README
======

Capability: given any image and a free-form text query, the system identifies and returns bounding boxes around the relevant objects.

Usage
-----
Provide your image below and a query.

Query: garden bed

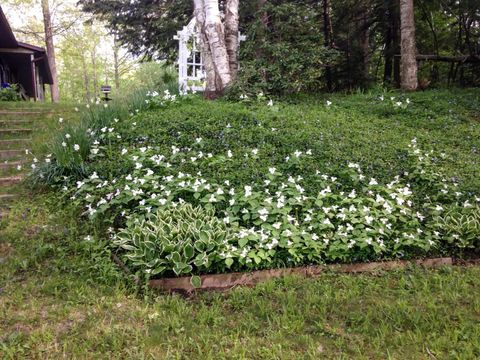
[148,257,453,294]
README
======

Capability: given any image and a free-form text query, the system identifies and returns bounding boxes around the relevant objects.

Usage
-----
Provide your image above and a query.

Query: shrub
[231,2,340,96]
[434,206,480,251]
[0,84,20,101]
[113,204,236,276]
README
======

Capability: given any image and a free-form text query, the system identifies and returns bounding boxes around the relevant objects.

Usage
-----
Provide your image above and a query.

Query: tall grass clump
[28,72,180,186]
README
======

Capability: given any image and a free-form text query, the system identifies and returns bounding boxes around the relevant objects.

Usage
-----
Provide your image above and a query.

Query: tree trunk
[113,36,120,90]
[256,0,268,83]
[193,0,217,98]
[399,0,418,90]
[41,0,59,102]
[203,0,231,93]
[225,0,239,80]
[323,0,334,91]
[81,54,90,102]
[384,3,394,83]
[91,45,98,99]
[384,0,401,86]
[359,3,371,84]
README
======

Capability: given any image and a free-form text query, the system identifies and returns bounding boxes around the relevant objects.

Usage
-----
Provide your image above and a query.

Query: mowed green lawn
[1,89,480,359]
[1,195,479,359]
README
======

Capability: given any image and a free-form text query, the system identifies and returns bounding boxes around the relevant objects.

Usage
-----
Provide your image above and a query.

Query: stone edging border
[148,257,455,294]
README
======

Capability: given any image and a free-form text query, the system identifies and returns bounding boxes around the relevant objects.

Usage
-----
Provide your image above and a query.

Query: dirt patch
[148,257,454,294]
[0,241,14,259]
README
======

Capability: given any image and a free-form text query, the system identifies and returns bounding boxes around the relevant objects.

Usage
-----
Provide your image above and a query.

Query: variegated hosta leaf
[113,203,236,276]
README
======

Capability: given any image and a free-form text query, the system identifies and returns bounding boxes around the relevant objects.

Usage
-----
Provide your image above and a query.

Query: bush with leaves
[433,206,480,252]
[229,1,340,97]
[0,84,20,101]
[113,204,236,276]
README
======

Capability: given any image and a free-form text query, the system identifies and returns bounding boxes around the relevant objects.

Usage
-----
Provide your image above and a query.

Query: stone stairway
[0,108,49,219]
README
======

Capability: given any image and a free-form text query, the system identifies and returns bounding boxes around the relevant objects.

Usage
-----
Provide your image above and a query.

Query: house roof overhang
[0,6,18,48]
[0,7,53,85]
[17,42,54,84]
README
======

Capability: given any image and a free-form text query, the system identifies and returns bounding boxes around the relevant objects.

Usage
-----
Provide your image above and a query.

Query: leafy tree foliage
[79,0,480,94]
[79,0,193,62]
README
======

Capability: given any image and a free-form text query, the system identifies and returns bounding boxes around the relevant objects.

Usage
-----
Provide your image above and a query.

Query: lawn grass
[1,195,479,359]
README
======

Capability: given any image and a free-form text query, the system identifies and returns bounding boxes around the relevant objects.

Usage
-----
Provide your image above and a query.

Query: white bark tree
[193,0,239,98]
[400,0,418,90]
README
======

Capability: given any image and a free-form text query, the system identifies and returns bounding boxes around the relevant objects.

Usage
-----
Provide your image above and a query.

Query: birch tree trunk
[225,0,239,79]
[400,0,418,90]
[203,0,231,92]
[41,0,60,102]
[193,0,217,97]
[193,0,238,97]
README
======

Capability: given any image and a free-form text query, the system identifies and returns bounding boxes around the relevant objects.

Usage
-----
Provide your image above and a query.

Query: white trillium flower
[369,178,378,186]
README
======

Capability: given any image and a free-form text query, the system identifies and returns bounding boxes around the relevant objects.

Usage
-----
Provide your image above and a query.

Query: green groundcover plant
[27,91,480,278]
[0,84,21,101]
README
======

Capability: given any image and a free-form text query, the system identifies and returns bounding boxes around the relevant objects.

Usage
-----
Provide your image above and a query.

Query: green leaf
[190,275,202,288]
[171,251,181,263]
[239,238,249,248]
[199,231,209,242]
[183,243,194,259]
[225,258,234,268]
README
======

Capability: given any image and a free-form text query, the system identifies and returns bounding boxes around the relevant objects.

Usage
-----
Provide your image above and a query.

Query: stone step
[0,160,24,168]
[0,138,32,149]
[0,163,26,178]
[0,119,34,128]
[0,110,43,115]
[0,129,33,139]
[0,176,23,187]
[0,194,17,202]
[0,149,24,160]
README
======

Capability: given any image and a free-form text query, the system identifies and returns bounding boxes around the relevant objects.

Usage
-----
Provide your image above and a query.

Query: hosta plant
[113,204,236,276]
[435,206,480,250]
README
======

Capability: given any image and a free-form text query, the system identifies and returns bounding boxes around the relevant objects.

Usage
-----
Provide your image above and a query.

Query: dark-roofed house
[0,6,53,101]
